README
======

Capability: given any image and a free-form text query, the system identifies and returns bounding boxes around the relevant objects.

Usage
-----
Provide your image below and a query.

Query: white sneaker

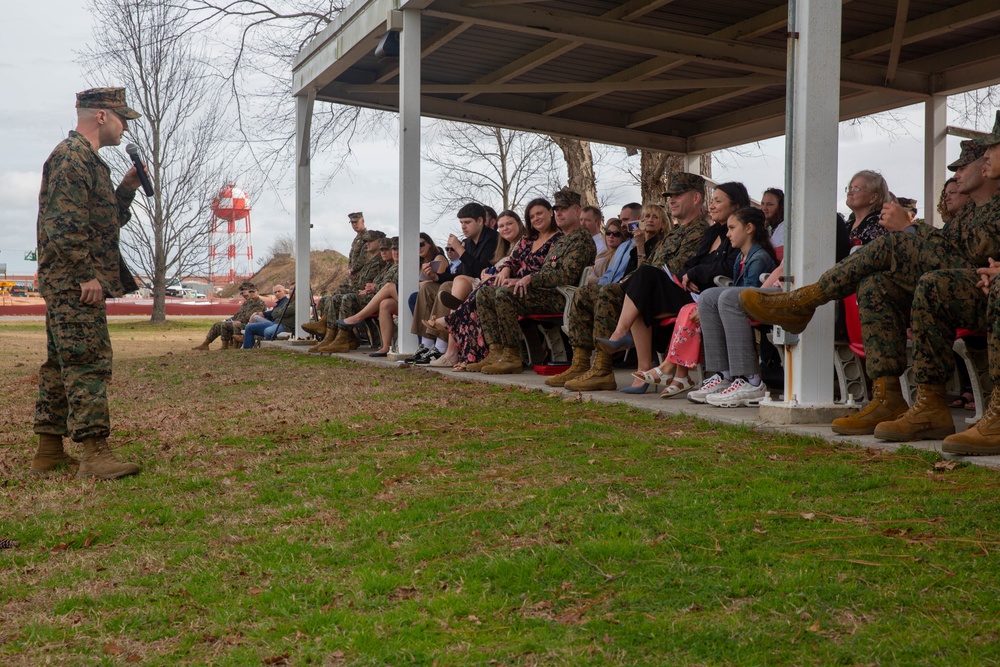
[687,373,732,404]
[706,377,766,407]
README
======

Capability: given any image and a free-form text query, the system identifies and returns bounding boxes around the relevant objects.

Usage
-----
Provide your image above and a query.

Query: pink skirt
[665,302,702,369]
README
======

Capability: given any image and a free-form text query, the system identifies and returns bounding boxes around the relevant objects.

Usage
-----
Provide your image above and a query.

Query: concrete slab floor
[262,340,1000,471]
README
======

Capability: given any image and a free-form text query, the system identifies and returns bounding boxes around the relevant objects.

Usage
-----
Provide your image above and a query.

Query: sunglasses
[419,241,427,248]
[605,231,622,238]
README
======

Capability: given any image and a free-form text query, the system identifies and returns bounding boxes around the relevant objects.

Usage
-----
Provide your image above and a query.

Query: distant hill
[218,249,349,297]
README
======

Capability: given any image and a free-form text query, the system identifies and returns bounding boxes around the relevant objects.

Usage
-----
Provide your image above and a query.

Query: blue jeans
[242,321,284,348]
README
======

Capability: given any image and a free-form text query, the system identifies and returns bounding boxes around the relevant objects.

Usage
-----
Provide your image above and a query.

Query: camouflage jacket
[37,131,136,298]
[532,226,597,289]
[649,214,710,276]
[348,232,368,274]
[942,190,1000,265]
[233,296,267,323]
[374,261,398,291]
[358,253,388,286]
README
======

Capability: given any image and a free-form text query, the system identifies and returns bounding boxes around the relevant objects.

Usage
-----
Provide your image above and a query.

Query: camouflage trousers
[477,285,567,350]
[567,283,625,350]
[206,319,244,343]
[816,232,973,379]
[338,293,373,326]
[34,294,113,441]
[321,293,353,326]
[910,269,1000,385]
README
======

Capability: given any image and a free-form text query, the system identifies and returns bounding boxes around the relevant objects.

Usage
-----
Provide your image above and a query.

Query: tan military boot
[347,330,360,351]
[319,328,353,353]
[220,339,231,350]
[467,345,503,373]
[192,337,212,351]
[77,437,140,480]
[873,383,956,441]
[831,376,908,435]
[302,316,327,337]
[309,326,337,353]
[482,348,524,375]
[943,390,1000,455]
[564,349,617,392]
[545,348,592,387]
[738,284,828,335]
[30,434,78,474]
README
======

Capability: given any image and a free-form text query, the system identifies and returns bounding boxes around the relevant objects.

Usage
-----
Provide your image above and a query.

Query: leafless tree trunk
[636,151,713,206]
[550,137,598,207]
[81,0,228,323]
[425,122,559,218]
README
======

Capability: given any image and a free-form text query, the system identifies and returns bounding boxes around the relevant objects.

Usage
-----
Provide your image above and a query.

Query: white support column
[924,96,948,228]
[684,153,701,174]
[294,89,315,337]
[761,0,846,423]
[396,8,421,354]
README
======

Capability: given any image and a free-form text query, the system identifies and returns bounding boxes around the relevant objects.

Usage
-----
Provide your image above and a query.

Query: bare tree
[550,137,598,207]
[424,122,560,218]
[264,233,296,263]
[81,0,229,323]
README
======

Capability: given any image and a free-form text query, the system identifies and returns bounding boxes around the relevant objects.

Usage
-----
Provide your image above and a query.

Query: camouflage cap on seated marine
[348,212,364,222]
[552,186,582,209]
[663,172,707,197]
[897,197,917,213]
[76,87,141,120]
[390,236,399,249]
[977,110,1000,148]
[948,139,986,171]
[378,237,392,250]
[238,281,258,292]
[361,229,386,243]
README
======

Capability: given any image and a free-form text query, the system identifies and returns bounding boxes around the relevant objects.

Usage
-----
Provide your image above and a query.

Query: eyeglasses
[419,241,427,248]
[605,231,622,238]
[844,185,865,194]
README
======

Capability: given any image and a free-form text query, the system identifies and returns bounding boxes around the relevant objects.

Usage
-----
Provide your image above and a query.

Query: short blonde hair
[851,170,889,214]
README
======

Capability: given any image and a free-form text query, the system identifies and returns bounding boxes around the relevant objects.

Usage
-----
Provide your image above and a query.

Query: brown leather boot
[192,337,212,351]
[77,437,140,480]
[873,383,956,441]
[482,348,524,375]
[309,325,337,353]
[467,345,502,373]
[30,434,78,474]
[563,349,617,391]
[738,284,828,335]
[831,376,908,435]
[943,389,1000,455]
[545,347,593,387]
[220,339,231,350]
[302,316,327,337]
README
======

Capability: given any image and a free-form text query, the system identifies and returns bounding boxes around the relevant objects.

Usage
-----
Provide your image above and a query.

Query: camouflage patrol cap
[238,281,258,291]
[361,229,386,243]
[663,172,707,197]
[552,186,582,209]
[348,212,364,222]
[978,111,1000,148]
[897,197,917,214]
[948,139,986,171]
[391,236,399,249]
[378,237,392,250]
[76,87,141,120]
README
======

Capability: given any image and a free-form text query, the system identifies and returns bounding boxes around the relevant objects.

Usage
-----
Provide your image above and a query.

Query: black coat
[681,223,739,291]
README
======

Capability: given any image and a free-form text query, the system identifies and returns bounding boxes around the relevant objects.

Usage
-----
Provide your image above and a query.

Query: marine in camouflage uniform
[320,231,387,325]
[472,188,596,374]
[338,245,399,324]
[551,173,709,389]
[193,281,266,350]
[330,211,370,295]
[740,135,1000,437]
[32,87,143,479]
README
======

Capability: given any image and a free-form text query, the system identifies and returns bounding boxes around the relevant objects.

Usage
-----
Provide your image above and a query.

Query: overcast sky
[0,1,981,279]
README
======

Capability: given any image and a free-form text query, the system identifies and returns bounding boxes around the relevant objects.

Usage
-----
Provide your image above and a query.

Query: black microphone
[125,144,154,197]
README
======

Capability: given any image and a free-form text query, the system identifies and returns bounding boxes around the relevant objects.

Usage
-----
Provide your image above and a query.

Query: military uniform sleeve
[665,220,709,276]
[533,228,597,288]
[115,184,136,228]
[39,152,99,286]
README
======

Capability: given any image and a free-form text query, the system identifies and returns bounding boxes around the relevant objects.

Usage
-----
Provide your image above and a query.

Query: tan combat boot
[564,349,617,392]
[220,339,231,350]
[873,383,956,442]
[302,316,327,337]
[309,326,337,353]
[943,389,1000,455]
[738,284,828,335]
[347,330,360,351]
[831,376,909,435]
[482,348,524,375]
[30,434,78,474]
[319,328,353,354]
[192,337,212,351]
[545,347,592,387]
[77,437,140,480]
[467,345,503,372]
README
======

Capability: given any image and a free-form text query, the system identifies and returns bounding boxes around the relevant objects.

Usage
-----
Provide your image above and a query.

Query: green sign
[24,250,37,261]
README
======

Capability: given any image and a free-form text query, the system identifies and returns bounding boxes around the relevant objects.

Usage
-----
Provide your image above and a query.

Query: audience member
[242,285,294,349]
[193,281,266,351]
[590,218,627,284]
[581,205,607,255]
[759,188,785,250]
[844,170,890,245]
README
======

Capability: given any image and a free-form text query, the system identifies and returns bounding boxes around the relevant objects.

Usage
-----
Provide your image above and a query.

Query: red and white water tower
[209,184,254,285]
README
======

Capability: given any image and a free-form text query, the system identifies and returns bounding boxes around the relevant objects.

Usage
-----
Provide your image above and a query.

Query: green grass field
[2,320,1000,665]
